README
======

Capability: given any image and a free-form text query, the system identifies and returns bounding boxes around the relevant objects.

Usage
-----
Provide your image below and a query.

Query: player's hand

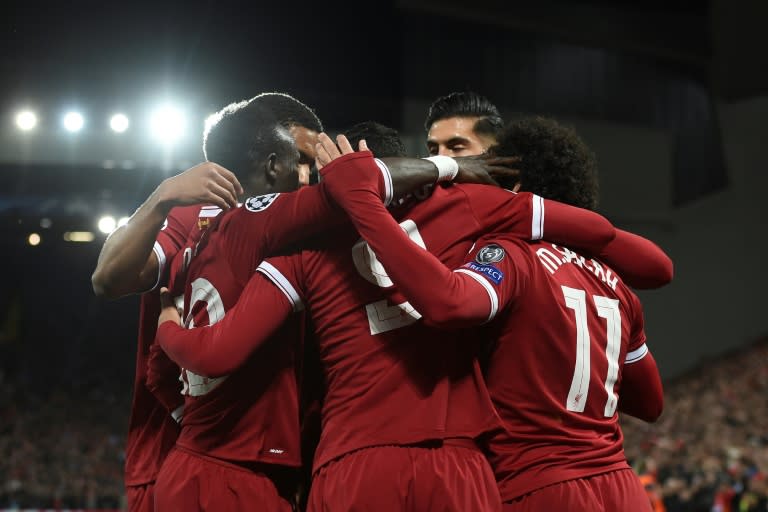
[314,132,358,170]
[453,155,521,187]
[156,162,243,211]
[158,287,182,327]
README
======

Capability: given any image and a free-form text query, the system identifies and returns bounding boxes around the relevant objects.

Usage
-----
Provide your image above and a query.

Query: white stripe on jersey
[171,405,184,423]
[625,343,649,364]
[455,268,499,322]
[199,206,223,217]
[257,261,305,312]
[374,158,394,206]
[531,194,545,240]
[151,241,167,291]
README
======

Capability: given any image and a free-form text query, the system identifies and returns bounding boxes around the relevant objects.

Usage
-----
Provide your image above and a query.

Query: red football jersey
[124,204,200,486]
[260,182,553,472]
[464,235,649,502]
[165,185,342,467]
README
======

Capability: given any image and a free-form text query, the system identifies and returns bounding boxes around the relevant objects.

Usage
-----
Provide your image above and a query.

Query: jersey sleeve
[156,256,302,377]
[459,185,616,255]
[218,185,343,279]
[144,341,184,422]
[599,229,674,289]
[616,291,662,420]
[625,291,648,356]
[618,349,664,422]
[152,205,200,289]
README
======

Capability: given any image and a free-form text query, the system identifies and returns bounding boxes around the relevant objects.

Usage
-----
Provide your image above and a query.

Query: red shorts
[154,447,293,512]
[502,469,652,512]
[308,440,501,512]
[126,482,154,512]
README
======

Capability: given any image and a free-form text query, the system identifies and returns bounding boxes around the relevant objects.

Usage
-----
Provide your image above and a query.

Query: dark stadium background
[1,0,766,510]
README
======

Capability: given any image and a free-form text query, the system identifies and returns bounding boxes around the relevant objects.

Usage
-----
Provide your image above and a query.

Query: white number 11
[562,285,622,417]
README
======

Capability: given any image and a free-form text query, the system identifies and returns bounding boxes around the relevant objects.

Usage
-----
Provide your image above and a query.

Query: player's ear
[264,152,279,186]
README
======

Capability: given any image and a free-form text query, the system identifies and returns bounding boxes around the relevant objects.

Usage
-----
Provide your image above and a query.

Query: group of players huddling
[92,91,672,511]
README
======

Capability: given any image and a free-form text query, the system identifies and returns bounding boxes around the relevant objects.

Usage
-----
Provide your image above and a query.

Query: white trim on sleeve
[151,241,167,291]
[531,194,545,240]
[454,268,499,323]
[625,343,649,364]
[256,261,305,312]
[374,158,393,206]
[171,405,184,424]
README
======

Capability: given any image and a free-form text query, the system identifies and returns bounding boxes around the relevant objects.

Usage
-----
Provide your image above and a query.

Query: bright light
[117,216,130,227]
[150,106,186,144]
[15,110,37,131]
[63,111,84,132]
[97,215,116,234]
[63,231,95,243]
[110,113,129,133]
[28,233,41,246]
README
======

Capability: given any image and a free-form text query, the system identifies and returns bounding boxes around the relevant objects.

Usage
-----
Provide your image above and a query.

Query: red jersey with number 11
[473,235,648,502]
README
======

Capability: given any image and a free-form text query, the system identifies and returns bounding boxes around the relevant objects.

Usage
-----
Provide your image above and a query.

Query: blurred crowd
[622,339,768,512]
[0,368,126,509]
[0,337,765,511]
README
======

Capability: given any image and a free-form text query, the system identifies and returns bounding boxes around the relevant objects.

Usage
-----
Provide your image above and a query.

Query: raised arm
[599,229,673,289]
[317,141,532,327]
[315,136,612,327]
[156,268,297,377]
[92,162,242,298]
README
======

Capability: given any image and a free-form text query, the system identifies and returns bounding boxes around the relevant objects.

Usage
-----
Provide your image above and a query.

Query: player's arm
[317,134,616,255]
[324,154,530,327]
[598,229,673,289]
[617,294,663,422]
[618,348,664,422]
[155,261,301,377]
[463,186,616,256]
[91,162,242,298]
[145,341,185,423]
[378,152,518,202]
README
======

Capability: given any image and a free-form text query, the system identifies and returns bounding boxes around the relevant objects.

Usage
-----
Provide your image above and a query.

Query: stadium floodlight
[97,215,117,234]
[150,105,186,144]
[15,110,37,131]
[117,216,130,227]
[110,113,129,133]
[28,233,41,246]
[63,231,95,243]
[63,111,84,132]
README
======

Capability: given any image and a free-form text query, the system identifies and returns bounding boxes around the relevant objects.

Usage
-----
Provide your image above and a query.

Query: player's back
[124,204,202,487]
[170,200,303,468]
[276,183,527,472]
[484,240,646,502]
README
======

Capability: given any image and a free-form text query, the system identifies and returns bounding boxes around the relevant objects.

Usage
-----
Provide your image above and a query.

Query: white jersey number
[352,219,424,335]
[180,277,228,396]
[562,285,622,417]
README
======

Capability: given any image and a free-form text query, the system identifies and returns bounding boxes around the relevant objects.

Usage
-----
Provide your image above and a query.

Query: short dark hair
[203,92,322,180]
[424,91,504,141]
[341,121,406,158]
[492,116,599,210]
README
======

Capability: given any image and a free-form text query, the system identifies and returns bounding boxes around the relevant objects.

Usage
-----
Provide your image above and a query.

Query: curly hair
[492,116,599,211]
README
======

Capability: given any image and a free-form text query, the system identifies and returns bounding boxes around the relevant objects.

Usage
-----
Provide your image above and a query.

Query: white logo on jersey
[245,193,280,212]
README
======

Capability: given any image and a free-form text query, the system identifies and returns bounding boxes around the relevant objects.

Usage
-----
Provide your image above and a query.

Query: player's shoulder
[452,183,520,198]
[241,192,284,213]
[219,192,287,228]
